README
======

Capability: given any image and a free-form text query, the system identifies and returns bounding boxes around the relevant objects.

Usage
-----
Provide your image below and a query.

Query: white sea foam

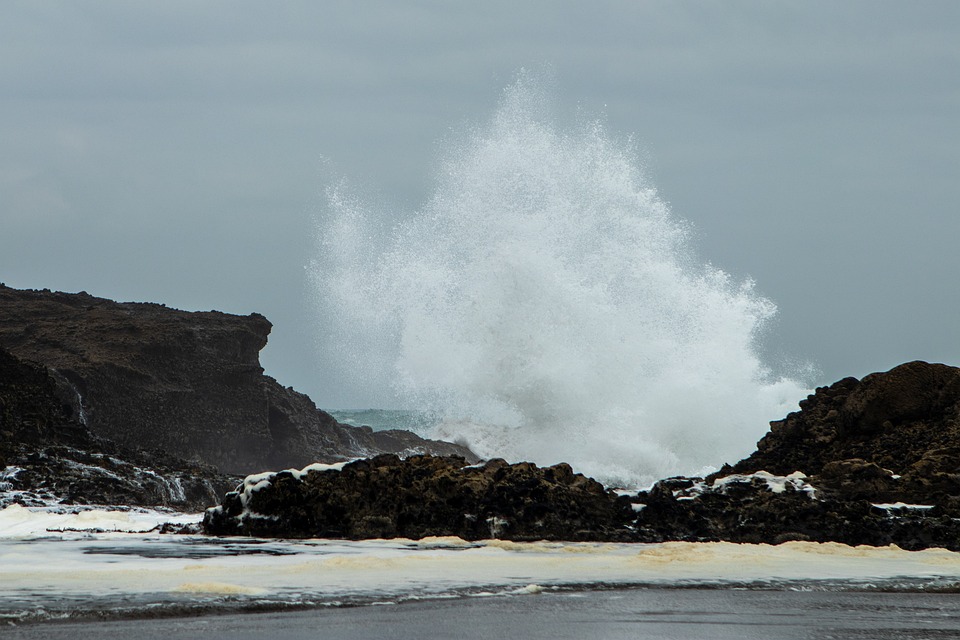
[4,504,960,622]
[872,503,936,512]
[311,74,809,486]
[0,503,201,538]
[712,471,818,499]
[4,523,960,624]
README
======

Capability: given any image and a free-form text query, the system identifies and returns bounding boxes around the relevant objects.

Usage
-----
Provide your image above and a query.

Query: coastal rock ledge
[205,361,960,550]
[203,454,633,541]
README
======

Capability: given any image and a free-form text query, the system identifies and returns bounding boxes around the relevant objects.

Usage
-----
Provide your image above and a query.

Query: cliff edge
[0,284,473,475]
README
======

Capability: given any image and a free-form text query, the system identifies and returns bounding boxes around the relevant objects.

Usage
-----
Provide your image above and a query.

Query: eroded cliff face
[0,346,236,511]
[0,285,473,475]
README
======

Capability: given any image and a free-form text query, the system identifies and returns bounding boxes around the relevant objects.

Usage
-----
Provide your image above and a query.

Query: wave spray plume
[312,77,807,487]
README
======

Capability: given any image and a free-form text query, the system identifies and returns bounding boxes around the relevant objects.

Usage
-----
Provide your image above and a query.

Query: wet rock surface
[0,285,474,475]
[203,454,634,541]
[1,346,236,511]
[631,470,960,551]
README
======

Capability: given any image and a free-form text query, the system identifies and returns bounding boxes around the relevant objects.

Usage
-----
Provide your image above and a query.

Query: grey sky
[1,1,958,408]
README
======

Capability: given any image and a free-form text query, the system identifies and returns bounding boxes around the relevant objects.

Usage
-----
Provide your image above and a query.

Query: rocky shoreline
[0,345,236,512]
[203,454,633,541]
[0,285,473,513]
[204,361,960,550]
[4,284,960,550]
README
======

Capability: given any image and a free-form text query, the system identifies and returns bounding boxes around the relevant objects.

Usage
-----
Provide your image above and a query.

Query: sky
[1,1,958,409]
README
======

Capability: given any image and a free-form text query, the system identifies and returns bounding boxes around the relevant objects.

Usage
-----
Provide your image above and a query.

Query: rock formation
[5,281,959,549]
[1,346,236,511]
[0,285,474,476]
[631,361,960,550]
[203,454,633,541]
[204,361,960,549]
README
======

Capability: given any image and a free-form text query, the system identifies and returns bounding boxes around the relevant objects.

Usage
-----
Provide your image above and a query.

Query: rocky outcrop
[8,286,958,551]
[0,285,474,475]
[203,454,633,541]
[1,346,236,511]
[631,471,960,550]
[630,361,960,550]
[725,361,960,496]
[203,361,960,549]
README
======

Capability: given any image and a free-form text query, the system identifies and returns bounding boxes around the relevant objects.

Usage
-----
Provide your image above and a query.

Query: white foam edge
[0,503,202,538]
[872,502,935,511]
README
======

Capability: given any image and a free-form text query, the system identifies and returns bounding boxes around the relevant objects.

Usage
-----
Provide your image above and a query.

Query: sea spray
[311,77,808,486]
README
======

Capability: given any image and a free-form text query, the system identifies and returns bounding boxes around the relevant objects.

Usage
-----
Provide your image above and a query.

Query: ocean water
[330,408,432,433]
[311,73,809,488]
[12,589,960,640]
[5,504,960,635]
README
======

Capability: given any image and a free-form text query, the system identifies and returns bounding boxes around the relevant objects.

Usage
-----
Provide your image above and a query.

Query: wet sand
[7,587,960,640]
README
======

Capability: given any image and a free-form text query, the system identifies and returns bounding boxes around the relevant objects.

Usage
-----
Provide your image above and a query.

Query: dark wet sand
[7,588,960,640]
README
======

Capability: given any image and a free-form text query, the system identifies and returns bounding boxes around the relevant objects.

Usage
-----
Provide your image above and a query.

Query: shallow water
[6,503,960,633]
[8,588,960,640]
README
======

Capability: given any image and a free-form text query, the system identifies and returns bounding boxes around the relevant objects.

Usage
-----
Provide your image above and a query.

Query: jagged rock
[630,470,960,550]
[718,360,960,508]
[0,285,474,475]
[629,361,960,551]
[203,454,635,541]
[728,361,960,481]
[1,346,236,511]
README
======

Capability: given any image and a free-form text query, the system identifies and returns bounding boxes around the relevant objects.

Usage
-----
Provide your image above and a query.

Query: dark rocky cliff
[0,285,473,476]
[1,345,236,511]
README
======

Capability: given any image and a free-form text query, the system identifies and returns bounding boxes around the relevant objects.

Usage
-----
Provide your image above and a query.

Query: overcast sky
[2,1,958,408]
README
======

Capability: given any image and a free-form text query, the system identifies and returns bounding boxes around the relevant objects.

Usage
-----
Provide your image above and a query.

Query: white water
[312,75,808,486]
[5,505,960,625]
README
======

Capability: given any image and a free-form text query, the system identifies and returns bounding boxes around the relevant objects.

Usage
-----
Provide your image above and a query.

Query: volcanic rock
[630,361,960,550]
[1,346,236,511]
[723,360,960,506]
[203,454,634,541]
[0,284,474,475]
[732,362,960,471]
[630,470,960,551]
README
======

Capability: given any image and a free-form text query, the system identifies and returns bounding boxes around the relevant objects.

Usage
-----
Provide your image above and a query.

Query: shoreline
[5,525,960,628]
[7,586,960,640]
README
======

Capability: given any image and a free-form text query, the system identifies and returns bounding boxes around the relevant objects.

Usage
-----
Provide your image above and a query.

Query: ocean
[330,409,433,434]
